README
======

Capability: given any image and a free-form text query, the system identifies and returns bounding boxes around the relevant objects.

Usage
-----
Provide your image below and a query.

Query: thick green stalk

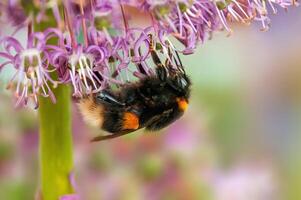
[30,4,75,199]
[38,85,74,200]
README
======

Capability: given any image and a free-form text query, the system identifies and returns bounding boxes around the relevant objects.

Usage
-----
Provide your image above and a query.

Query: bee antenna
[174,50,185,74]
[175,50,183,68]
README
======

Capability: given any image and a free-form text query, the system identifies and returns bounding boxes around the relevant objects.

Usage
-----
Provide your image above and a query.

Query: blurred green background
[0,7,301,200]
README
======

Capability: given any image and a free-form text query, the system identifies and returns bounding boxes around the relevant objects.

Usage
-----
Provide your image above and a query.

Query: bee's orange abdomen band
[122,112,139,130]
[177,98,188,112]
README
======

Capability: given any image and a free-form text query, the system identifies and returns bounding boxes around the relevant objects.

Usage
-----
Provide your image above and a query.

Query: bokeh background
[0,6,301,200]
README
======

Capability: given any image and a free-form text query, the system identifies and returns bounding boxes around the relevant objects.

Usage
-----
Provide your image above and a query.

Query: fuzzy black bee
[78,35,191,141]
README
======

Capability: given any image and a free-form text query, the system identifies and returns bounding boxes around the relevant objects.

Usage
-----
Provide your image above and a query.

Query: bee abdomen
[102,111,140,133]
[78,96,104,128]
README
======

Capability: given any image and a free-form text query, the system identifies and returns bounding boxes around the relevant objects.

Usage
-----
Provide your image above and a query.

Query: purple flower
[45,28,107,97]
[140,0,297,52]
[0,0,297,107]
[0,32,56,108]
[67,45,105,97]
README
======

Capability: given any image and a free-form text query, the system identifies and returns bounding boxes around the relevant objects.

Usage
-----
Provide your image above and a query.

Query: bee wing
[96,90,125,107]
[145,108,183,131]
[90,129,140,142]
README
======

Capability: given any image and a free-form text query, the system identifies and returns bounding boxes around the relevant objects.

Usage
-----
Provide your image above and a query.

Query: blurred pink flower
[205,163,278,200]
[164,121,199,156]
[60,194,80,200]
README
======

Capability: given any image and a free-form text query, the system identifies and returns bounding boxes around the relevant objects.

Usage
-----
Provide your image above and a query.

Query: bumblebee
[78,36,191,141]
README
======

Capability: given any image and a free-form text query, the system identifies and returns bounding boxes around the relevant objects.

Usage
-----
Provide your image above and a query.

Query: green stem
[39,85,74,200]
[31,3,74,199]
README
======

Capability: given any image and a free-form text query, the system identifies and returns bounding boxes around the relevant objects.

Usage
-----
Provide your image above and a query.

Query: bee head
[149,43,191,105]
[167,72,190,98]
[155,65,191,101]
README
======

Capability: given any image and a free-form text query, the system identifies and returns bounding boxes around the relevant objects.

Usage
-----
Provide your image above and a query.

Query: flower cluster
[0,0,298,108]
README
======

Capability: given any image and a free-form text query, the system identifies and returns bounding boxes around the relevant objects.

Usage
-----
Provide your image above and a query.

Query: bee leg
[96,90,125,107]
[136,63,147,75]
[156,62,168,82]
[165,57,171,68]
[135,47,148,75]
[148,35,169,81]
[148,34,163,67]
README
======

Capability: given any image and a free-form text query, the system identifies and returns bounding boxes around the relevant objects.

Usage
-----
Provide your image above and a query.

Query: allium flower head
[0,32,56,108]
[67,45,104,97]
[0,0,298,107]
